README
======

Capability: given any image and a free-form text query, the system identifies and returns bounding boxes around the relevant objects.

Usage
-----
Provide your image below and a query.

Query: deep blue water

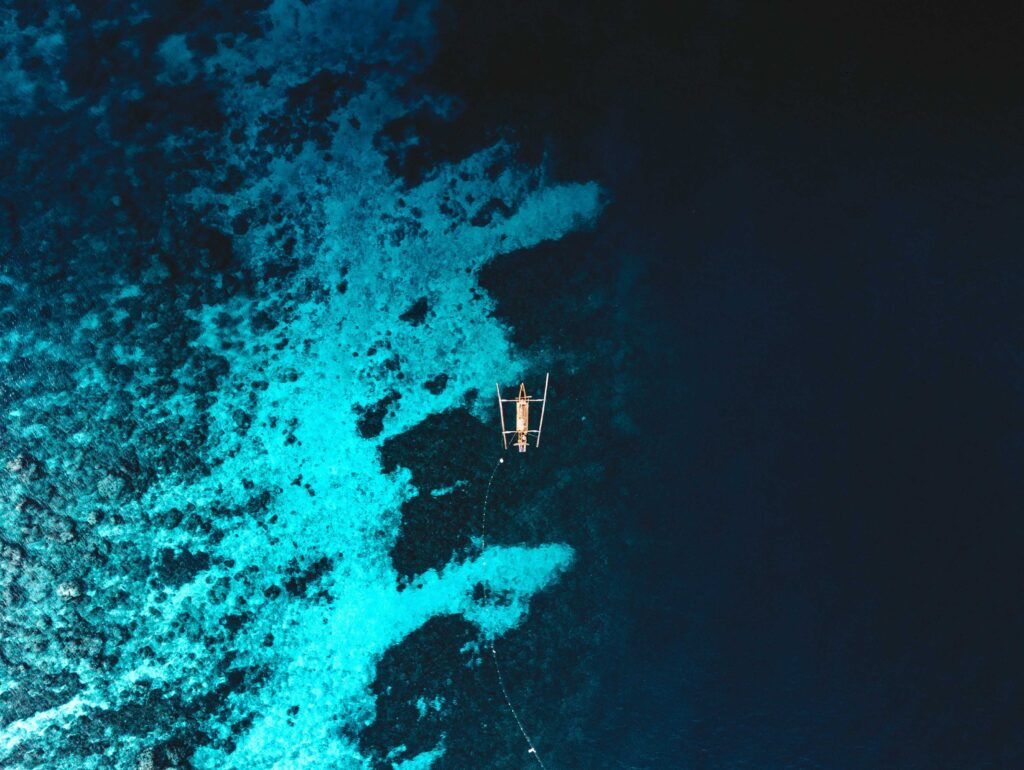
[2,2,1024,769]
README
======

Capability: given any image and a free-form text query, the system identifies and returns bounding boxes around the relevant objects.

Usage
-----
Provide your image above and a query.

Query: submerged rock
[398,296,430,326]
[57,578,86,601]
[45,516,78,544]
[150,737,195,770]
[1,540,27,567]
[354,390,401,439]
[156,548,211,587]
[134,747,155,770]
[5,450,45,480]
[96,472,128,501]
[423,373,449,395]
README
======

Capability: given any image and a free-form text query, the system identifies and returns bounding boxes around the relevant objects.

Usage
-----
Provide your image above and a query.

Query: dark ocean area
[1,2,1023,769]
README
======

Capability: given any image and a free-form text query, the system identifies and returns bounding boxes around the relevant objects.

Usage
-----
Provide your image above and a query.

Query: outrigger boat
[496,373,549,452]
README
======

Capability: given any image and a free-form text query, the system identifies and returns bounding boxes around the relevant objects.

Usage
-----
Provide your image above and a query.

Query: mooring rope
[479,453,548,769]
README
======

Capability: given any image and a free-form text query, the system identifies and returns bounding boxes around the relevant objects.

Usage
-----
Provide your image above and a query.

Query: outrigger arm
[496,383,508,449]
[536,372,549,447]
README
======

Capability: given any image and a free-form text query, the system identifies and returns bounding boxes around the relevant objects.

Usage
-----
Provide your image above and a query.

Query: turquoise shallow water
[0,2,606,767]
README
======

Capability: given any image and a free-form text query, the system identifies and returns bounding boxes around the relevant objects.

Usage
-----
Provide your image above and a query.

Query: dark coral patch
[398,297,430,326]
[354,390,401,439]
[285,70,366,122]
[156,548,211,587]
[108,82,227,142]
[423,373,449,395]
[257,69,366,155]
[469,197,514,227]
[0,672,83,727]
[380,408,492,580]
[358,616,490,767]
[373,106,454,188]
[283,555,334,597]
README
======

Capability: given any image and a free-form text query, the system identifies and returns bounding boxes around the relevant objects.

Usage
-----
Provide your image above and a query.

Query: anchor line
[479,453,549,769]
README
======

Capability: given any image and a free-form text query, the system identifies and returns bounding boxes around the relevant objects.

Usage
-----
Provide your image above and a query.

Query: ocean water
[0,2,610,768]
[5,2,1024,770]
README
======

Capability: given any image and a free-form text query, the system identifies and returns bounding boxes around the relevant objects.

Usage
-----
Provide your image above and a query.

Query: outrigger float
[496,373,549,452]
